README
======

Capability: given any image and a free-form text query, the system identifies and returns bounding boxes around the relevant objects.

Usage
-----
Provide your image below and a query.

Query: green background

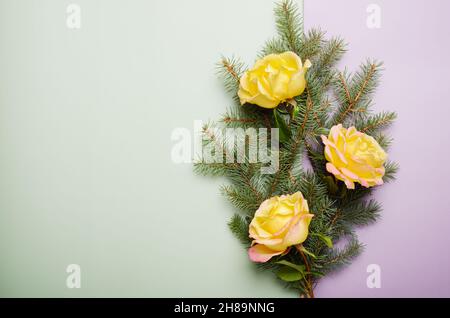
[0,0,301,297]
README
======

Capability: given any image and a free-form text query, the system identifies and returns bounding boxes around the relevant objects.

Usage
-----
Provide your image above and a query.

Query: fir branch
[331,61,382,126]
[222,117,256,124]
[217,56,245,101]
[320,238,363,274]
[193,161,232,176]
[221,185,261,216]
[259,37,288,57]
[352,62,378,105]
[268,127,305,197]
[316,37,346,69]
[200,124,265,203]
[357,111,397,134]
[305,138,327,176]
[219,105,267,129]
[383,161,399,182]
[269,84,326,197]
[298,28,325,60]
[374,133,393,150]
[335,71,353,109]
[198,1,398,296]
[228,214,251,247]
[274,0,303,54]
[340,199,382,226]
[338,186,372,208]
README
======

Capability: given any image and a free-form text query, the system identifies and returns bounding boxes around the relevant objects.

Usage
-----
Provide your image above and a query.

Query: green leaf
[292,104,299,119]
[311,233,333,248]
[276,260,306,273]
[299,245,317,259]
[273,109,291,143]
[277,267,303,282]
[276,260,306,282]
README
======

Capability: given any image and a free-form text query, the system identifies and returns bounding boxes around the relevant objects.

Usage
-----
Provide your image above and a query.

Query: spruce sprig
[195,0,398,297]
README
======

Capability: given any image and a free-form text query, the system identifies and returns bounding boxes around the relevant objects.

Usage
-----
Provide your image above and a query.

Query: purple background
[305,0,450,297]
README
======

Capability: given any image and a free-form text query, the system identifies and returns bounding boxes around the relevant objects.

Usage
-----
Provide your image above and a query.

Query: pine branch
[268,114,307,196]
[347,60,382,117]
[310,37,346,81]
[340,199,382,226]
[222,117,256,124]
[305,37,345,93]
[197,124,266,204]
[274,0,303,54]
[374,133,393,150]
[320,238,363,274]
[217,56,245,102]
[383,161,399,182]
[219,105,268,129]
[221,185,261,216]
[298,28,325,60]
[259,37,288,57]
[193,161,232,176]
[198,1,398,296]
[357,111,397,135]
[269,80,329,197]
[331,61,382,126]
[228,214,251,247]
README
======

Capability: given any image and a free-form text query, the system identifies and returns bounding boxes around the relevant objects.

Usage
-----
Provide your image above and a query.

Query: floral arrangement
[194,0,397,297]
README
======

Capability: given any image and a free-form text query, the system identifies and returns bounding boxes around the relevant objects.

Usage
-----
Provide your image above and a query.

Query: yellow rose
[321,124,387,189]
[248,192,313,263]
[238,52,312,109]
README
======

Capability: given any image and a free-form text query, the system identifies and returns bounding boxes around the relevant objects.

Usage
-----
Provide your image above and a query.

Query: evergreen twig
[196,0,397,298]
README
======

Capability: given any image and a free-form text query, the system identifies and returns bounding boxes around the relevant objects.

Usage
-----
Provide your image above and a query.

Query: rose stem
[296,244,315,298]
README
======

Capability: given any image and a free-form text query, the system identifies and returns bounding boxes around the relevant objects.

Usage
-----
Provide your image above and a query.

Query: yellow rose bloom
[248,192,313,263]
[321,124,387,189]
[238,52,312,109]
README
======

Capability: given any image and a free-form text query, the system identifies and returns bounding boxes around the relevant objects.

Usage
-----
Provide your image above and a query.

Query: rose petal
[326,163,341,176]
[283,214,314,247]
[344,178,355,189]
[248,245,284,263]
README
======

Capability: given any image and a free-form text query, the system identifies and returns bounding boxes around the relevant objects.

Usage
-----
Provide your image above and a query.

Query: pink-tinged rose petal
[273,216,296,237]
[360,179,369,188]
[325,146,333,161]
[248,245,284,263]
[326,140,347,164]
[335,148,348,165]
[326,139,338,150]
[253,238,283,247]
[326,163,341,176]
[283,214,314,246]
[375,178,384,185]
[346,126,356,137]
[351,155,365,164]
[344,178,355,189]
[331,125,340,141]
[321,135,329,145]
[375,167,385,174]
[341,167,359,180]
